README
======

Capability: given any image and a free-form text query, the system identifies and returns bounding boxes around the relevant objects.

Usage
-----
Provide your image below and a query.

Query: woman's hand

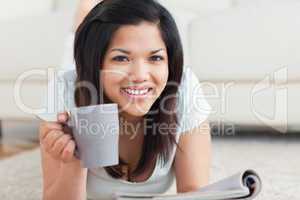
[39,112,77,164]
[39,112,88,200]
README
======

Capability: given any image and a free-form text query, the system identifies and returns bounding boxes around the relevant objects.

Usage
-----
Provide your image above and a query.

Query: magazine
[113,169,262,200]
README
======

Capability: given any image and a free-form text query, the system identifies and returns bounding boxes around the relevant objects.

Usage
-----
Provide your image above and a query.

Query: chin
[124,108,149,117]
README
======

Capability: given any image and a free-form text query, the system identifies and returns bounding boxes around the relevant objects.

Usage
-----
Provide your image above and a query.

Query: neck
[119,112,145,139]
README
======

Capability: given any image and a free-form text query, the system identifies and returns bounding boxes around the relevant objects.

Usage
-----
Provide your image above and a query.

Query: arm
[43,161,88,200]
[173,120,212,193]
[73,0,102,31]
[40,113,88,200]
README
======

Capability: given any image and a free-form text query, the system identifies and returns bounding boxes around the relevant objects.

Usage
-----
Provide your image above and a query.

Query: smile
[120,88,153,99]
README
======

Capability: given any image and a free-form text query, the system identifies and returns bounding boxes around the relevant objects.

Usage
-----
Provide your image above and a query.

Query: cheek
[156,65,169,90]
[100,72,122,97]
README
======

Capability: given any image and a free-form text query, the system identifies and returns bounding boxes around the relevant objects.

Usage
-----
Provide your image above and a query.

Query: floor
[0,120,39,159]
[0,121,299,199]
[209,132,300,200]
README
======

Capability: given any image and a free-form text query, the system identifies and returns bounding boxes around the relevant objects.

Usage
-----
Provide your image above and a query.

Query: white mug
[67,103,120,169]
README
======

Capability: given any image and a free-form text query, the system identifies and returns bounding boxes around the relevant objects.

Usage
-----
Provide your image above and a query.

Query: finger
[45,122,63,130]
[39,122,63,140]
[50,134,72,158]
[61,140,76,163]
[57,112,69,124]
[42,130,65,151]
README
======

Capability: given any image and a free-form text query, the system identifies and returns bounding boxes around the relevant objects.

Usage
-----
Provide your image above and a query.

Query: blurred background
[0,0,299,199]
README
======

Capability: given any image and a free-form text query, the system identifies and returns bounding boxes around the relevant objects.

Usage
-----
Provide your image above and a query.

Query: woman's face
[101,22,169,119]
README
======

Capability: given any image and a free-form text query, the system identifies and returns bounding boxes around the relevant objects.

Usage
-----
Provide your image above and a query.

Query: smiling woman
[39,0,212,199]
[73,0,183,181]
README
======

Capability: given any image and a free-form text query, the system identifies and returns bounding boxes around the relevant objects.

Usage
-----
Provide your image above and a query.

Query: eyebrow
[150,49,164,54]
[110,48,164,54]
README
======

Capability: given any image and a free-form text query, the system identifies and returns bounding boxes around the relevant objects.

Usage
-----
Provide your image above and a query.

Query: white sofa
[0,2,76,137]
[188,1,300,132]
[0,0,299,133]
[164,0,300,132]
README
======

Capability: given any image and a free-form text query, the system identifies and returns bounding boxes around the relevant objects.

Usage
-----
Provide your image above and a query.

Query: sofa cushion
[0,0,53,20]
[0,81,47,119]
[189,2,300,81]
[0,11,73,81]
[159,0,231,14]
[202,81,300,131]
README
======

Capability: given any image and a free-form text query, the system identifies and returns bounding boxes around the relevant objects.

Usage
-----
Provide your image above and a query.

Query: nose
[128,60,150,83]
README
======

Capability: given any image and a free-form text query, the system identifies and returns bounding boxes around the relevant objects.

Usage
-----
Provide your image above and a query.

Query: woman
[39,0,212,199]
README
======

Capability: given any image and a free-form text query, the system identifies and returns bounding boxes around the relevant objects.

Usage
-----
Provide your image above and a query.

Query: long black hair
[74,0,184,179]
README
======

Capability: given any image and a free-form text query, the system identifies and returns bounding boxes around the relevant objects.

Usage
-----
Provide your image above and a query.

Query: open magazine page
[113,169,262,200]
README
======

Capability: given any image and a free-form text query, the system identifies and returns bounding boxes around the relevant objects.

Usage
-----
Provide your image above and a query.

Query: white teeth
[123,88,149,95]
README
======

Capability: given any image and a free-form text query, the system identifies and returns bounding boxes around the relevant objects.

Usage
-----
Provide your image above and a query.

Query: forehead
[108,22,166,51]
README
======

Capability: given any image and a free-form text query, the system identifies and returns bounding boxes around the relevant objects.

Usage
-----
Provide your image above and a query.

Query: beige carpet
[0,135,299,200]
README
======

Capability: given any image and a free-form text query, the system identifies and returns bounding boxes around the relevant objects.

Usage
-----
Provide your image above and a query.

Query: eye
[112,56,130,62]
[149,55,164,62]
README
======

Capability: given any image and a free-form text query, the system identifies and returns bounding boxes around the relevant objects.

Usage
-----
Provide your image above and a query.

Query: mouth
[120,87,153,99]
